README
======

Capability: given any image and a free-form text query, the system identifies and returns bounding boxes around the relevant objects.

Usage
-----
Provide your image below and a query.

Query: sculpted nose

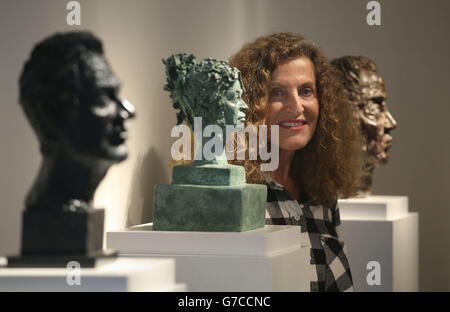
[239,100,248,113]
[385,111,396,130]
[118,98,136,120]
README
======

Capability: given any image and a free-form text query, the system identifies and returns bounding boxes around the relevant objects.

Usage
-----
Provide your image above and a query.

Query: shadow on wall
[125,146,170,227]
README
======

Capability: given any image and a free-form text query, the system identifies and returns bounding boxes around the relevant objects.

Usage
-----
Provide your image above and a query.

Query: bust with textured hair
[331,55,397,197]
[153,53,266,232]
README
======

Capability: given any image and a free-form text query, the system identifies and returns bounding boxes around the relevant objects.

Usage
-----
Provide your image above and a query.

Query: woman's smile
[268,57,319,151]
[278,119,307,131]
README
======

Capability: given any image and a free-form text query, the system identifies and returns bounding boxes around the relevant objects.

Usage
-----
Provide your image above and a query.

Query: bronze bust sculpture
[153,53,266,232]
[332,56,397,196]
[163,53,248,165]
[19,31,135,212]
[9,31,135,266]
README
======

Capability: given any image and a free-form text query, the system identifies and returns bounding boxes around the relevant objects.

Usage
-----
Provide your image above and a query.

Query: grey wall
[0,0,448,291]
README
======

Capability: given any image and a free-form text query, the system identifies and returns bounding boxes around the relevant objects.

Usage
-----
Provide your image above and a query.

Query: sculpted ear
[25,98,67,146]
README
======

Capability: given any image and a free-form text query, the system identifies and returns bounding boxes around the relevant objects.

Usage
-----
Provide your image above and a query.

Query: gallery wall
[0,0,449,291]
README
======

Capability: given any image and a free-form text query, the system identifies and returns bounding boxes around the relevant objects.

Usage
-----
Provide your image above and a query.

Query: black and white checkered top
[265,178,354,292]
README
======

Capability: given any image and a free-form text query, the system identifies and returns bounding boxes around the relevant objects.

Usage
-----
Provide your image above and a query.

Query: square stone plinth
[172,164,245,186]
[20,209,105,255]
[153,183,266,232]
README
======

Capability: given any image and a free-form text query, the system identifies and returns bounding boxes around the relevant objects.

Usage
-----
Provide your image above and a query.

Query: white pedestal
[0,257,185,292]
[107,224,310,292]
[338,196,419,292]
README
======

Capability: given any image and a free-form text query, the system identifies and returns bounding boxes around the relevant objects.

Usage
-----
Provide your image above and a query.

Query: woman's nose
[118,98,136,120]
[286,92,304,115]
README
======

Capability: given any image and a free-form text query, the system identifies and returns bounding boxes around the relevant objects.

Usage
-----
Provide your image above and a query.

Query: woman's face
[268,57,319,151]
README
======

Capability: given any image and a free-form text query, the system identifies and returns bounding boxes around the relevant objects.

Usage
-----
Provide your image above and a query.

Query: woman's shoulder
[302,197,340,233]
[265,178,341,231]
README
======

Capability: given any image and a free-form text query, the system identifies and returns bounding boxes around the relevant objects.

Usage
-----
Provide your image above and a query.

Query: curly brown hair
[228,32,363,204]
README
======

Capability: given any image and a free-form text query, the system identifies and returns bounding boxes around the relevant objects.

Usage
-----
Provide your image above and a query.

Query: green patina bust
[153,53,266,232]
[163,53,247,166]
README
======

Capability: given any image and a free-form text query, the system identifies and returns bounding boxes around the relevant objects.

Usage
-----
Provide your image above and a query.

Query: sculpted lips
[383,134,393,149]
[237,113,246,123]
[108,124,127,145]
[279,119,307,131]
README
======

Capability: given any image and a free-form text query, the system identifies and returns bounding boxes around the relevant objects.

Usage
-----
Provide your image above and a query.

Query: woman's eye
[300,88,313,97]
[270,89,282,97]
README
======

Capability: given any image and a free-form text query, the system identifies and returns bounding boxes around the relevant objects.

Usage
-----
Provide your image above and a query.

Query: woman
[229,32,363,292]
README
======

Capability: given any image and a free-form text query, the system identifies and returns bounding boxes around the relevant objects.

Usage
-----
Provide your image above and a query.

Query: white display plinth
[338,196,419,292]
[107,224,310,292]
[0,257,185,292]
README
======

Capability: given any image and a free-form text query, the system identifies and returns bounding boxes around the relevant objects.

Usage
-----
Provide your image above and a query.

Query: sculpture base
[107,224,310,291]
[172,164,245,186]
[153,184,267,232]
[338,196,418,291]
[21,208,105,255]
[7,249,118,268]
[0,257,183,291]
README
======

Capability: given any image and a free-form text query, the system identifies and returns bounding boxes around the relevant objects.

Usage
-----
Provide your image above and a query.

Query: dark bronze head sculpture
[331,56,397,196]
[19,31,135,212]
[7,31,135,265]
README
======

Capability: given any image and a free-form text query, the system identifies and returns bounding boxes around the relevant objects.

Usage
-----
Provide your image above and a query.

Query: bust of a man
[332,56,397,196]
[163,53,247,165]
[153,54,266,233]
[19,31,136,212]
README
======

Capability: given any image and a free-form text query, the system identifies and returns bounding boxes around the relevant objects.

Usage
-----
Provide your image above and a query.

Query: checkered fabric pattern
[265,178,354,292]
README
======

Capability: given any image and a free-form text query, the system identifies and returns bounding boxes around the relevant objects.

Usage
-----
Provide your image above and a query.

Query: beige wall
[0,0,449,291]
